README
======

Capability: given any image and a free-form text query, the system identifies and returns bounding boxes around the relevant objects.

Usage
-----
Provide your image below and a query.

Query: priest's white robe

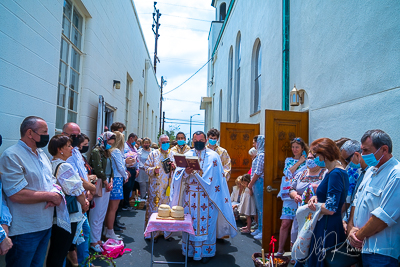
[170,148,237,260]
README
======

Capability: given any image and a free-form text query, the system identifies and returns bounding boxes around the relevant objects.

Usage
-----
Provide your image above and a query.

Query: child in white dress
[233,174,257,233]
[231,176,243,220]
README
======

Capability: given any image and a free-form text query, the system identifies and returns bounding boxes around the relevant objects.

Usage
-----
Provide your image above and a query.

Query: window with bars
[56,0,84,130]
[253,41,262,113]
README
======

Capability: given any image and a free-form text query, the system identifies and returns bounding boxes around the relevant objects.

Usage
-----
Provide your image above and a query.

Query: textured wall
[0,0,160,155]
[207,0,400,157]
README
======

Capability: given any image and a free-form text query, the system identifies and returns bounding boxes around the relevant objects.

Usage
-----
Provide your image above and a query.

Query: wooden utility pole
[159,76,166,135]
[152,2,161,73]
[162,111,165,133]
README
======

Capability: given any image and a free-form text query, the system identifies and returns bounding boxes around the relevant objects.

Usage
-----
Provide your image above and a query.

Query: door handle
[266,185,278,193]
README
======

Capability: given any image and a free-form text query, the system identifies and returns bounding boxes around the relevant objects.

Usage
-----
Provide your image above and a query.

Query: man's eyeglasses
[345,153,355,163]
[161,141,169,144]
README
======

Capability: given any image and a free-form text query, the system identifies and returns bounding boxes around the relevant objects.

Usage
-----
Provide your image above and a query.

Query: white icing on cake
[171,206,184,218]
[158,204,171,217]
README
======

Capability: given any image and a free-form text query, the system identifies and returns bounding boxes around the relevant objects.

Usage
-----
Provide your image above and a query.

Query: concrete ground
[0,208,294,267]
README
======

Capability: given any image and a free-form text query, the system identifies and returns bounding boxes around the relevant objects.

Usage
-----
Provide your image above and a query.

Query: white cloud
[134,0,215,139]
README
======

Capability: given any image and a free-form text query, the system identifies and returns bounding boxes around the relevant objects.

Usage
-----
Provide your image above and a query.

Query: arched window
[252,40,262,113]
[234,33,241,122]
[227,46,233,122]
[219,3,226,21]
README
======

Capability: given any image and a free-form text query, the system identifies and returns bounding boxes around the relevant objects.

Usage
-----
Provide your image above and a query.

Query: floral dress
[279,157,306,220]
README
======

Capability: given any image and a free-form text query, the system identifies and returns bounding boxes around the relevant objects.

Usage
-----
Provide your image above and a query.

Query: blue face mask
[161,143,170,151]
[177,140,185,146]
[209,139,217,146]
[349,161,361,169]
[306,159,318,169]
[131,142,136,147]
[314,156,326,167]
[105,144,112,150]
[362,147,383,167]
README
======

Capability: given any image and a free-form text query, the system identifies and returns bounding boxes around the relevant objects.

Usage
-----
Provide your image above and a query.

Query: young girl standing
[235,174,257,234]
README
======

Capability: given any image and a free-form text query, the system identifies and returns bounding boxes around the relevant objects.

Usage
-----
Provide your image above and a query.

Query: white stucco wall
[289,0,400,158]
[207,0,283,133]
[0,0,62,151]
[206,0,400,158]
[0,0,160,155]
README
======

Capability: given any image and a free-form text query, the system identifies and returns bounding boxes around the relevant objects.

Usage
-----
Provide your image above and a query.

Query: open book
[173,154,201,171]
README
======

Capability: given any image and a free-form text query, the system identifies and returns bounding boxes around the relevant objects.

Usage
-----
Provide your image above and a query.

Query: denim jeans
[253,177,264,231]
[122,168,136,207]
[362,253,398,267]
[77,214,91,266]
[6,227,52,267]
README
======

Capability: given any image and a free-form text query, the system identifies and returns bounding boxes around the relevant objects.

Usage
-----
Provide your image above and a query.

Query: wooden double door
[220,110,309,250]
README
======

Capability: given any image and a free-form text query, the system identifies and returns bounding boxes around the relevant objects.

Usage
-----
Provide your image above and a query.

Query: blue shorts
[110,177,124,200]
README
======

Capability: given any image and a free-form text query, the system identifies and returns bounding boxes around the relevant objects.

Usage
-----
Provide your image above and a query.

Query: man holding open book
[170,131,237,263]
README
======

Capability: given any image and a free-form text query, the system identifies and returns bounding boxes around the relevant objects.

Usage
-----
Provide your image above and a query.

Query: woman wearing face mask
[88,132,116,252]
[46,135,89,266]
[307,138,349,267]
[276,137,308,258]
[137,137,153,199]
[288,152,327,263]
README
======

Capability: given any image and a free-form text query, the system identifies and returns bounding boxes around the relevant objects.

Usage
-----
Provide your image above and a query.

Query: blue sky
[135,0,215,140]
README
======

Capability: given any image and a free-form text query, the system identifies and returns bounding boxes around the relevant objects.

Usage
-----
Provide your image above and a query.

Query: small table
[144,213,195,267]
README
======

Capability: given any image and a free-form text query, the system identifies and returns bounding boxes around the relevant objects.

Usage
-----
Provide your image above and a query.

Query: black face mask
[35,134,50,148]
[194,141,206,151]
[0,134,2,147]
[143,145,150,150]
[80,145,89,154]
[70,134,81,147]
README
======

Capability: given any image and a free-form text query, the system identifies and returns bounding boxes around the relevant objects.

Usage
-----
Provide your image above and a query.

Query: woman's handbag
[54,163,79,214]
[323,171,361,267]
[94,178,103,197]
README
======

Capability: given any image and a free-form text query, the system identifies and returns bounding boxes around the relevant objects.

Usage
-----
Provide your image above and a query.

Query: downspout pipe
[282,0,290,111]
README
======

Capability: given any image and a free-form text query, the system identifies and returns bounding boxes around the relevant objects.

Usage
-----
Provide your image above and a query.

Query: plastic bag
[102,239,132,259]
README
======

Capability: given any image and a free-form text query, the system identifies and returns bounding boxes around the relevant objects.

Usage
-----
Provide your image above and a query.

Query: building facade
[202,0,400,157]
[0,0,160,153]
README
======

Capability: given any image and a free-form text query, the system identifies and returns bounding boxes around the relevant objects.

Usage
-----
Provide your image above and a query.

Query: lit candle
[261,248,265,265]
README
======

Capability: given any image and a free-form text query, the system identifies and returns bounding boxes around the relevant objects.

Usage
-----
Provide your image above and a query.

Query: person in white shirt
[348,129,400,266]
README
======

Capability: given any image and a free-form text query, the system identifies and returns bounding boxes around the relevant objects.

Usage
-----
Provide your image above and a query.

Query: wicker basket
[251,253,290,267]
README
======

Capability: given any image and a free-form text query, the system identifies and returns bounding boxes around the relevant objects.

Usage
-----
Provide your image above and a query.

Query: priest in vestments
[170,131,237,263]
[144,134,175,236]
[171,132,191,155]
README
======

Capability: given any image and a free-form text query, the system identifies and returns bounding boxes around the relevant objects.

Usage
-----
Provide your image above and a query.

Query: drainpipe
[282,0,290,111]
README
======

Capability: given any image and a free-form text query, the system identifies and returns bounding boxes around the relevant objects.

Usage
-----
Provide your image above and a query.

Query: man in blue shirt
[0,116,63,266]
[348,129,400,266]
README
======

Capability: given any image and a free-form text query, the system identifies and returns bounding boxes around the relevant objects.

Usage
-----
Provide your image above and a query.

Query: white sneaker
[106,229,123,241]
[254,233,262,240]
[251,229,260,236]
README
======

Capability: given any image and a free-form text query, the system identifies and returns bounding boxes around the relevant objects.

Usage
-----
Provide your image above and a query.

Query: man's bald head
[62,122,81,136]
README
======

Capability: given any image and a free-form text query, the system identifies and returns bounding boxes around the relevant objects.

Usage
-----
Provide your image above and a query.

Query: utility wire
[165,118,204,123]
[164,98,200,104]
[163,57,212,95]
[157,3,214,12]
[162,14,212,22]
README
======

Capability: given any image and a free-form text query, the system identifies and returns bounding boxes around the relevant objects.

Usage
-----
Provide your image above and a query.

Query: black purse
[54,163,79,214]
[323,171,362,267]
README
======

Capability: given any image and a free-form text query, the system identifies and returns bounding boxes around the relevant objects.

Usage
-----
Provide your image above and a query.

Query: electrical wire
[163,57,212,95]
[162,14,212,22]
[164,98,200,104]
[157,3,214,12]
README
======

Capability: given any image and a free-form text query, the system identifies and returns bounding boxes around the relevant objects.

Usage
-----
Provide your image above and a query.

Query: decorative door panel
[262,110,309,250]
[220,122,260,192]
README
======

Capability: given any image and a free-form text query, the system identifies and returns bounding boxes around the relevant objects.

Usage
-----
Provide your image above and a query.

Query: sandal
[90,244,104,253]
[275,252,285,256]
[241,229,251,234]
